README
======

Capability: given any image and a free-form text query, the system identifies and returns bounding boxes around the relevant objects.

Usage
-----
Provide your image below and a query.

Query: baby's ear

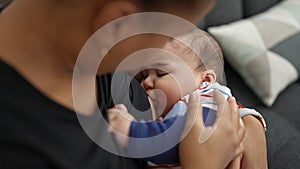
[202,69,216,83]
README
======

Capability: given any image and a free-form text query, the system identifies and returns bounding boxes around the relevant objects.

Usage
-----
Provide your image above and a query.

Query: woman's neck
[0,1,97,115]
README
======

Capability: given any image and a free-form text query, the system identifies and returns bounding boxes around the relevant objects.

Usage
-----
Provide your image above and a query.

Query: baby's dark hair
[169,29,224,83]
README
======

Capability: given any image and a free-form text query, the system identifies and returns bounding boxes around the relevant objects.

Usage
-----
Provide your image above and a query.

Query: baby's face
[139,52,202,118]
[140,67,182,117]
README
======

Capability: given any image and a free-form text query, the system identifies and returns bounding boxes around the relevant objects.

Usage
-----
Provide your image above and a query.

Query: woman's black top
[0,60,151,169]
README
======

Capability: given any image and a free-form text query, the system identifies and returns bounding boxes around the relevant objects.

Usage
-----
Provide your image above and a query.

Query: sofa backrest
[199,0,282,28]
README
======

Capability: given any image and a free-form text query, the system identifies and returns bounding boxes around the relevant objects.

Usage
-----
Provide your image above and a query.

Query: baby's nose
[142,77,154,91]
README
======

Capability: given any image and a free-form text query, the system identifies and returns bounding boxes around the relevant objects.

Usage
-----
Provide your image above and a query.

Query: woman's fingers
[238,119,246,143]
[212,90,227,126]
[214,90,245,162]
[235,143,244,158]
[182,92,204,139]
[188,92,204,128]
[226,155,242,169]
[180,91,246,169]
[228,96,245,153]
[228,96,239,126]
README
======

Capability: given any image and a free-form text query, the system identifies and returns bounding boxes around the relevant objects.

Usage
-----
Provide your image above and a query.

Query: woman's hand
[179,91,245,169]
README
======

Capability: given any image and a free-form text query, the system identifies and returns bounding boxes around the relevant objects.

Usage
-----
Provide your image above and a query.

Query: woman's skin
[180,92,245,169]
[0,0,267,168]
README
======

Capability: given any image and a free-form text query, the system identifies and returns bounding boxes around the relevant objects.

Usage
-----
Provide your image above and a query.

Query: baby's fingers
[107,104,133,121]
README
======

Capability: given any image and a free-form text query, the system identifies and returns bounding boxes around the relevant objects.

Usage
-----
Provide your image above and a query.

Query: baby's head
[139,30,224,117]
[168,30,224,83]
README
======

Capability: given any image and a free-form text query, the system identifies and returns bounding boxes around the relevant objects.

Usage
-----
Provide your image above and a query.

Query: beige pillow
[208,0,300,106]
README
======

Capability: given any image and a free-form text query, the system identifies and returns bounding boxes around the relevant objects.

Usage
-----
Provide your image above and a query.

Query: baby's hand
[107,104,134,148]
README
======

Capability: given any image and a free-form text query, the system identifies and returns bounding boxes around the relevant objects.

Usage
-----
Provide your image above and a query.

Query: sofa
[199,0,300,168]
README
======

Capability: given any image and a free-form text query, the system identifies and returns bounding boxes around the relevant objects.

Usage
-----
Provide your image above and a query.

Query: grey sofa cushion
[225,61,300,169]
[199,0,243,28]
[262,109,300,169]
[200,0,283,28]
[271,32,300,75]
[205,0,243,27]
[243,0,282,17]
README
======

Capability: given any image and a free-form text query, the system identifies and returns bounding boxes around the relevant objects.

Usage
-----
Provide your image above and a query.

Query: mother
[0,0,266,168]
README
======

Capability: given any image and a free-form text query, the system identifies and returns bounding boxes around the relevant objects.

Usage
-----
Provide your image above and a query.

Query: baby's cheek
[166,93,181,111]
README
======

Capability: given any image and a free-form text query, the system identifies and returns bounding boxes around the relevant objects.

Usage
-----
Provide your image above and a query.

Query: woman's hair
[169,29,225,83]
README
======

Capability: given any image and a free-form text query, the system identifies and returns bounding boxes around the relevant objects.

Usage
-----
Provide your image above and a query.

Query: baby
[107,29,264,168]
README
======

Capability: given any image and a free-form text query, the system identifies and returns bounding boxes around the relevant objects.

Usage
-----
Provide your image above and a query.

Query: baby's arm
[107,104,185,164]
[107,89,220,165]
[128,115,185,164]
[107,104,134,148]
